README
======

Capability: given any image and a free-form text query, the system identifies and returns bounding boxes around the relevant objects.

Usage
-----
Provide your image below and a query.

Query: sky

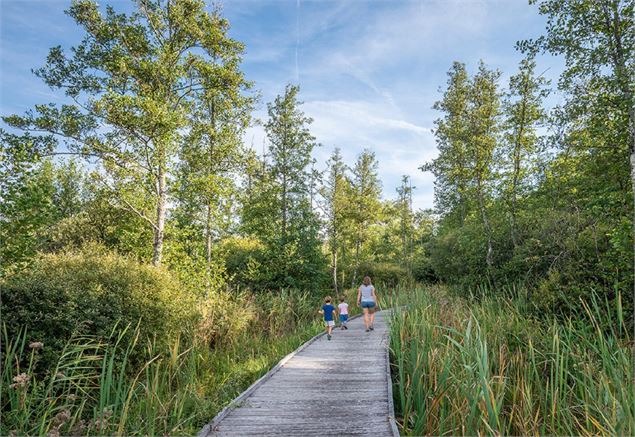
[0,0,564,210]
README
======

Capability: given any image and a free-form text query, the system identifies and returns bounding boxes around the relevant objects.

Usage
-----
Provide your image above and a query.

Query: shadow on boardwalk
[198,310,399,436]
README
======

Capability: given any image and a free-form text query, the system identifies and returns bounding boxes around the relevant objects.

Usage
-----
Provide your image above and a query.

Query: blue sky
[1,0,564,209]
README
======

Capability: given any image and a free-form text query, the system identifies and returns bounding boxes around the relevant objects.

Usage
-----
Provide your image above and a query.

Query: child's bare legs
[326,322,334,339]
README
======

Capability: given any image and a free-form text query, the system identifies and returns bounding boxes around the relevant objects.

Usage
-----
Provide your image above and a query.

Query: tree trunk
[510,143,521,248]
[510,92,527,249]
[630,131,635,298]
[206,99,216,294]
[351,235,360,288]
[332,250,338,294]
[282,173,287,243]
[477,178,493,268]
[205,201,213,294]
[152,166,166,266]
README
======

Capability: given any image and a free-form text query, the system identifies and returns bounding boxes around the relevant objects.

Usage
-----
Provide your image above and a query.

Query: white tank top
[360,284,375,302]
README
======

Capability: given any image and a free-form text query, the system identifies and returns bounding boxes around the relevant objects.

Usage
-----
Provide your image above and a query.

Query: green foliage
[420,9,634,319]
[348,149,383,284]
[427,202,633,320]
[390,285,634,436]
[197,289,256,349]
[1,245,194,370]
[220,235,269,291]
[3,0,257,266]
[410,253,437,283]
[3,1,633,435]
[1,308,322,436]
[0,156,56,273]
[421,62,471,224]
[320,148,353,292]
[395,175,415,273]
[241,85,328,291]
[356,261,409,289]
[423,61,501,267]
[254,289,319,336]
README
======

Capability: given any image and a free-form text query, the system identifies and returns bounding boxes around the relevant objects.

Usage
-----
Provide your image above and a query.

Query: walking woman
[357,276,377,332]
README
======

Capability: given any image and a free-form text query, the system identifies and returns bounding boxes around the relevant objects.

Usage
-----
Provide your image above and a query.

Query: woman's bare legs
[369,307,376,328]
[362,307,370,329]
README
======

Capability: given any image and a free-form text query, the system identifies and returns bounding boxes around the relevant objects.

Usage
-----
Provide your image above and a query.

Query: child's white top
[338,302,348,315]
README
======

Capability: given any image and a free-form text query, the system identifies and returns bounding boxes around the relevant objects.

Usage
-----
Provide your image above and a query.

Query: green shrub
[220,236,271,291]
[356,261,410,288]
[411,254,438,283]
[1,244,196,370]
[427,205,633,324]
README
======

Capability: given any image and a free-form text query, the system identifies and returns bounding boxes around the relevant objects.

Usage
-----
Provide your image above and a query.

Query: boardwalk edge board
[198,313,360,437]
[198,309,400,437]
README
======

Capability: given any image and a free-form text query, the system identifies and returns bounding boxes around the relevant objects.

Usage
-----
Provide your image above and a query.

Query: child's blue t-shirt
[322,304,335,321]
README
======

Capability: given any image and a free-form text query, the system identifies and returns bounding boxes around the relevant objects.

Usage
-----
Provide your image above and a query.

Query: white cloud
[226,0,561,209]
[303,99,438,209]
[241,96,438,209]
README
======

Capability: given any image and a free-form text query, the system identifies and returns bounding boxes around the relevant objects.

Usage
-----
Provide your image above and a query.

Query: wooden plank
[198,310,399,437]
[211,426,392,437]
[213,422,393,433]
[234,399,389,409]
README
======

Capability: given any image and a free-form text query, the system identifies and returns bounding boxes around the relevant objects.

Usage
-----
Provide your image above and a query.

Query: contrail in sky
[295,0,300,83]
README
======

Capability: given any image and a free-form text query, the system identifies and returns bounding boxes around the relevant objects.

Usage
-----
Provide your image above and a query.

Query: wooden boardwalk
[198,310,399,437]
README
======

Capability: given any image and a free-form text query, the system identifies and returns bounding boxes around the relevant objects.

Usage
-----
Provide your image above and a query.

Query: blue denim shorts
[339,314,348,322]
[361,301,376,309]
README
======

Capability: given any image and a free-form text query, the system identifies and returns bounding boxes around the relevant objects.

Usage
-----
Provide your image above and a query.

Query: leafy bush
[220,236,271,291]
[356,261,410,288]
[220,235,329,292]
[427,204,633,323]
[1,244,196,370]
[411,254,438,283]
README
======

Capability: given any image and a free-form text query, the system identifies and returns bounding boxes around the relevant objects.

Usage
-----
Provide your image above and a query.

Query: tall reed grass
[1,286,350,436]
[389,285,634,436]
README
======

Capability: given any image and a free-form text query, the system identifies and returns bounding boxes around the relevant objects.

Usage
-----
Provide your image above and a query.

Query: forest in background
[1,0,633,435]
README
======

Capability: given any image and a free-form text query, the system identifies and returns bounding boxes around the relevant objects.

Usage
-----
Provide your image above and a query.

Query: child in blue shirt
[319,296,337,340]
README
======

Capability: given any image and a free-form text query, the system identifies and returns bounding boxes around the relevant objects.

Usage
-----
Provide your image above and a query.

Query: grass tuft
[389,285,634,436]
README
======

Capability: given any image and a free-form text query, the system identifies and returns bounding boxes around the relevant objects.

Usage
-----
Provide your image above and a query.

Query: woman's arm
[357,288,361,306]
[372,287,377,302]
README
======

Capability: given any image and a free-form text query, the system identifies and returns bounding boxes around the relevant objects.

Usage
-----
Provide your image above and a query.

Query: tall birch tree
[2,0,244,266]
